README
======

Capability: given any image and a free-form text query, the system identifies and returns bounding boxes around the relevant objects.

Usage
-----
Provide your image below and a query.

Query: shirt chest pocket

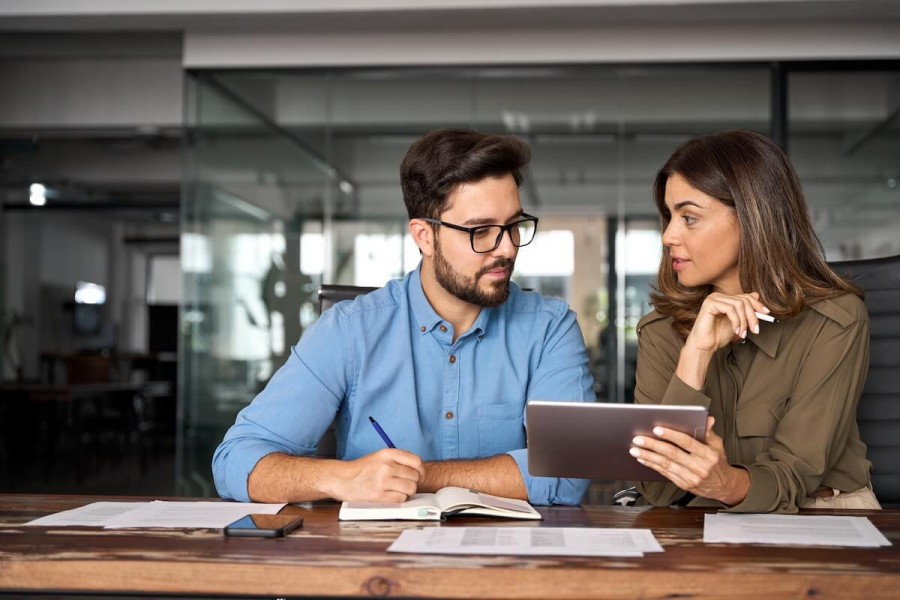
[735,397,789,450]
[734,402,785,462]
[477,402,525,457]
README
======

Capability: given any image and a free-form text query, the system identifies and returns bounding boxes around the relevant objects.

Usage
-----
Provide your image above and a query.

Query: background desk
[0,382,170,485]
[1,494,899,599]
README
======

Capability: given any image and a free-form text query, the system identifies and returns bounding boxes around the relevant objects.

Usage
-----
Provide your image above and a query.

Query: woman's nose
[661,222,679,247]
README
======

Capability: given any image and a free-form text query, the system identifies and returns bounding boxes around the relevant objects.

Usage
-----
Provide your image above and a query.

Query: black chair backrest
[318,284,379,314]
[313,284,379,458]
[831,254,900,507]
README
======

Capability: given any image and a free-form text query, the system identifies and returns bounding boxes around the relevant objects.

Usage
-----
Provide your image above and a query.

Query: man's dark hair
[400,128,531,220]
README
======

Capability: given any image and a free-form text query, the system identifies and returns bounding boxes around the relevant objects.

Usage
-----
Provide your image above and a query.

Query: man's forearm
[248,453,342,503]
[419,454,528,500]
[248,449,426,504]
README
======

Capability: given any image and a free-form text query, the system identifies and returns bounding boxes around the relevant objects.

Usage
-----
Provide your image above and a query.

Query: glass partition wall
[788,67,900,259]
[180,74,337,495]
[180,63,899,496]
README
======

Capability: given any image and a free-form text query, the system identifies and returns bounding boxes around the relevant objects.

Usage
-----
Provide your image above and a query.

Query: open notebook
[338,486,542,521]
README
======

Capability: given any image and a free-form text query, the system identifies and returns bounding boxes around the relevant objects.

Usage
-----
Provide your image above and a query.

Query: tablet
[526,401,708,482]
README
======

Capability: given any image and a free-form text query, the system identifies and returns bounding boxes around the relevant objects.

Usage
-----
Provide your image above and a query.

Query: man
[213,128,595,505]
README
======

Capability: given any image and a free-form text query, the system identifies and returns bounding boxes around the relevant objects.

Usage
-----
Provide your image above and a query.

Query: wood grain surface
[1,494,898,599]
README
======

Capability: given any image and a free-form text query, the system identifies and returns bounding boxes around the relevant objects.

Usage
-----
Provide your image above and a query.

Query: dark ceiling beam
[2,201,179,211]
[123,236,180,246]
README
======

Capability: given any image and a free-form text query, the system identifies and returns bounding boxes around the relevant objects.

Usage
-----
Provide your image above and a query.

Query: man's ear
[409,219,435,257]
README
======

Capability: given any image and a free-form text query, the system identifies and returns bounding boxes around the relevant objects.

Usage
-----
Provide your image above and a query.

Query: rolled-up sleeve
[508,448,590,505]
[516,306,595,505]
[212,308,350,501]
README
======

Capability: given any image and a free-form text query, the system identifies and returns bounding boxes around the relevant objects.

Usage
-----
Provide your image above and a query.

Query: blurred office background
[1,1,899,498]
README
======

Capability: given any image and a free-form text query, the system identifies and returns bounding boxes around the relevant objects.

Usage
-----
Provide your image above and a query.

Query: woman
[632,130,879,513]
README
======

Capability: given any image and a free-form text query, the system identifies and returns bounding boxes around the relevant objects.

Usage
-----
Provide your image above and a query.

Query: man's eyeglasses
[419,214,539,253]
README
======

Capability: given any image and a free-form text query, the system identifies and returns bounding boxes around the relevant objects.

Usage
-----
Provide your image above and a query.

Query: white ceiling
[2,1,900,31]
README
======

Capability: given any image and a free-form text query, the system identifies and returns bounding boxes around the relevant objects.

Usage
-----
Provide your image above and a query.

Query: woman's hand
[630,417,751,506]
[687,291,770,353]
[676,292,770,389]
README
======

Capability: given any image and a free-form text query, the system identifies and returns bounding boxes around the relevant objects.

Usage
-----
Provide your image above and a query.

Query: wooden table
[1,494,898,599]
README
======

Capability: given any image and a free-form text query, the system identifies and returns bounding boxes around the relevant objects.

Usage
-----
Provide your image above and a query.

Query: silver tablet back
[526,401,708,481]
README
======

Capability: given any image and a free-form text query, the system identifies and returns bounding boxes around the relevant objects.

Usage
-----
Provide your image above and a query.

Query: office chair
[614,254,900,508]
[317,284,379,313]
[313,284,379,457]
[831,254,900,508]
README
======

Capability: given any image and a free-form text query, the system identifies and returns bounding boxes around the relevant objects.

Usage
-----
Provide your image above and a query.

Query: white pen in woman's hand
[755,312,778,323]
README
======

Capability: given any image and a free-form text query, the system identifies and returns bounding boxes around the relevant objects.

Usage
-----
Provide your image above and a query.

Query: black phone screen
[223,514,304,538]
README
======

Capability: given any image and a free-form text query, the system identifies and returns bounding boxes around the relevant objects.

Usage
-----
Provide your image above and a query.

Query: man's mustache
[477,258,515,278]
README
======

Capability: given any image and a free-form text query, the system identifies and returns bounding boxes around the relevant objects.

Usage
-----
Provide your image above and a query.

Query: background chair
[313,284,379,457]
[831,254,900,508]
[615,254,900,508]
[318,285,379,313]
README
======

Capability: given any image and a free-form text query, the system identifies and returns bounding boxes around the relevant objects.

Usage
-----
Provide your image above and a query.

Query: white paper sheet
[24,502,145,527]
[388,527,663,557]
[24,500,286,529]
[704,513,891,548]
[102,500,286,529]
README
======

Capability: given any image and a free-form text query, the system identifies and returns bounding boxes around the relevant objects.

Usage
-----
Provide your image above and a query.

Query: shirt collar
[408,265,442,333]
[407,263,491,338]
[469,303,492,340]
[743,316,782,358]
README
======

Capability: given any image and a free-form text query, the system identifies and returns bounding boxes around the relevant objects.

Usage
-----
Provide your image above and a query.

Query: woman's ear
[409,219,434,257]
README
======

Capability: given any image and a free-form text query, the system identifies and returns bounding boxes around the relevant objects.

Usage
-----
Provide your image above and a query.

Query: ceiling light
[75,281,106,305]
[29,183,47,206]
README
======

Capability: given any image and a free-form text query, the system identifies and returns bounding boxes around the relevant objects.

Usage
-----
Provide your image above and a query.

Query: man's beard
[433,236,514,308]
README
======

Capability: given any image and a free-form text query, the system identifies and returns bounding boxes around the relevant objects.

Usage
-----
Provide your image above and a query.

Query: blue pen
[368,416,396,448]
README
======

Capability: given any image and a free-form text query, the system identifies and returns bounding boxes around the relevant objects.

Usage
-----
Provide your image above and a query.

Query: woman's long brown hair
[650,130,861,339]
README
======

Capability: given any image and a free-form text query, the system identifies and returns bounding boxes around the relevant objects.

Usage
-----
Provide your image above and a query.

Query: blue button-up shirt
[213,267,595,505]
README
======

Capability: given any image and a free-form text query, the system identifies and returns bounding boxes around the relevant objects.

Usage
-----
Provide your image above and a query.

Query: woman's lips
[672,258,689,272]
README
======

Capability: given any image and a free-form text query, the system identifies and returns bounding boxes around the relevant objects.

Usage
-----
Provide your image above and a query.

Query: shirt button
[445,411,454,420]
[439,325,447,333]
[420,326,426,332]
[449,355,456,364]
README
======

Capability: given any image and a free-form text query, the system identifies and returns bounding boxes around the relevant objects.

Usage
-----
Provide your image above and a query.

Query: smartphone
[223,513,304,538]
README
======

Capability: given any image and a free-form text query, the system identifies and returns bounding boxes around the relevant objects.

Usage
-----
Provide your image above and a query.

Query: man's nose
[492,227,518,257]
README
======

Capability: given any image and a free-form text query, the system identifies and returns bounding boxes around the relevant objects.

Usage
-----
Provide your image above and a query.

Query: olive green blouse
[634,293,873,513]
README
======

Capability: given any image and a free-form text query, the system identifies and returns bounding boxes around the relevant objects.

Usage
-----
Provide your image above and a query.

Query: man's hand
[329,449,426,502]
[629,417,750,506]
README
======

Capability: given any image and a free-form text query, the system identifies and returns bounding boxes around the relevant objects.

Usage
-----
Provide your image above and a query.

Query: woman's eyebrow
[672,200,703,212]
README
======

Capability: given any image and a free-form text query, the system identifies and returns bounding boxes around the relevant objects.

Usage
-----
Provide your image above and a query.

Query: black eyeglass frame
[418,213,539,254]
